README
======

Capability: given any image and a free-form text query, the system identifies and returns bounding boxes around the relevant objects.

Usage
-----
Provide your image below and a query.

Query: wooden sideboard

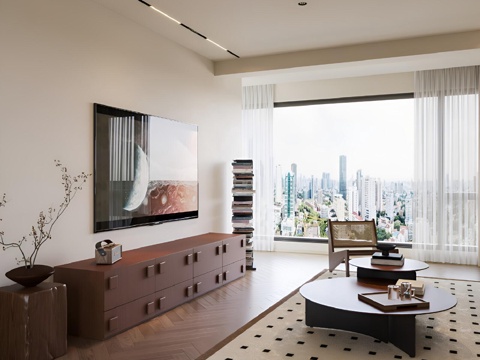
[54,232,246,340]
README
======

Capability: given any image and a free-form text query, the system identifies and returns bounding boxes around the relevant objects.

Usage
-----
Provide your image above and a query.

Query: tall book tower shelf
[232,159,255,270]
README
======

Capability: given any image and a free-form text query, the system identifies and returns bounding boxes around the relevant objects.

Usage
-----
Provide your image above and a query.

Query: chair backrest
[328,219,378,251]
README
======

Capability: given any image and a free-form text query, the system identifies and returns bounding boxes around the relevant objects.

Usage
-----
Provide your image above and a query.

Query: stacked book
[371,251,404,266]
[232,159,255,270]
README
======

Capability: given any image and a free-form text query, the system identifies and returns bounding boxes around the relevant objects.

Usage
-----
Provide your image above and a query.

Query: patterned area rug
[204,270,480,360]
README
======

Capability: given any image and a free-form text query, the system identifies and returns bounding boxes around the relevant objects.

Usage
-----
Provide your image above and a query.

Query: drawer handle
[195,282,202,293]
[241,264,245,273]
[186,285,193,297]
[223,243,229,253]
[241,238,244,247]
[147,264,155,277]
[216,274,222,284]
[108,275,118,290]
[158,296,166,310]
[109,316,119,331]
[146,301,155,315]
[159,261,166,274]
[223,271,230,281]
[216,245,222,256]
[186,254,193,265]
[195,251,202,262]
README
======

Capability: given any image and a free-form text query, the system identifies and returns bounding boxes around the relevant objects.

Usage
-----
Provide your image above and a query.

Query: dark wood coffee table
[350,257,429,281]
[300,277,456,357]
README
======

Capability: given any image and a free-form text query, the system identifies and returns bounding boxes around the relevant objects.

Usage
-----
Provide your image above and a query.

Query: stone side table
[0,282,67,359]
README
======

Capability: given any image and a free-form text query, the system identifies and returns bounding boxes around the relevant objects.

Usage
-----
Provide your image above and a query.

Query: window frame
[273,92,414,247]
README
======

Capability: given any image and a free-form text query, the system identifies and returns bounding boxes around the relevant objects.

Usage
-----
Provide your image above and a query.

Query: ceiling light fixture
[137,0,240,58]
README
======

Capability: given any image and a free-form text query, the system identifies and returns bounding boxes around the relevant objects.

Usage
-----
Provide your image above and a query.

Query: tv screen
[93,103,198,233]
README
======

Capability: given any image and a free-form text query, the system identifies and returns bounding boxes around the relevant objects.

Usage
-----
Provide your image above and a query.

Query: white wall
[275,72,413,103]
[0,0,242,285]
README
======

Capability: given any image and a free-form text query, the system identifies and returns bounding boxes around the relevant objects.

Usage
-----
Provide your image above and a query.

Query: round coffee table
[300,277,456,357]
[350,257,429,281]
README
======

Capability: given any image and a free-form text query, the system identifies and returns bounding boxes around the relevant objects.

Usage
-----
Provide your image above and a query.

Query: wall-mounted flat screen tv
[94,103,198,233]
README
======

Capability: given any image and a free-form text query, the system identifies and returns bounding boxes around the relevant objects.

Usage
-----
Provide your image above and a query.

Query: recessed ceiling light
[137,0,239,58]
[298,2,307,6]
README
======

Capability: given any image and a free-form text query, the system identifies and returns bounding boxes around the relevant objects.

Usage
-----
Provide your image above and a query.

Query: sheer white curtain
[242,85,275,251]
[412,66,479,265]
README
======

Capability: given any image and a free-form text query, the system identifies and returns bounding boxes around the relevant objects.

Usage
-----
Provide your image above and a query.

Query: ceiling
[90,0,480,81]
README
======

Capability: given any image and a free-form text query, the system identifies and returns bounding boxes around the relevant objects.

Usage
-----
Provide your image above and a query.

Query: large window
[273,94,414,242]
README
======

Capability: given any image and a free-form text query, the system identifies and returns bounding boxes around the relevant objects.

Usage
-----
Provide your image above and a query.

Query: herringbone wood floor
[59,251,480,360]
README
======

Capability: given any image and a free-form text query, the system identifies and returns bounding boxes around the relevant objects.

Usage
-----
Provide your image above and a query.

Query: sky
[273,98,414,183]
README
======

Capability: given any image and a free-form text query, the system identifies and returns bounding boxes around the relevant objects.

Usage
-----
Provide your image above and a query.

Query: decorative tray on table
[358,292,430,312]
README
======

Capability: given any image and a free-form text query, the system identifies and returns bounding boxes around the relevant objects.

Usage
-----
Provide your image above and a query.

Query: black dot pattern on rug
[211,276,480,360]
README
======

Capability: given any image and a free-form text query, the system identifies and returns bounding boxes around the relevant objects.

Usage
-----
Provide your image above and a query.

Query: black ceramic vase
[5,264,55,287]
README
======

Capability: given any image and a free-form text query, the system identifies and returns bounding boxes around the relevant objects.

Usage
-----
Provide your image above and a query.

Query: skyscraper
[339,155,347,201]
[321,172,331,190]
[284,172,295,219]
[291,163,297,205]
[362,176,376,221]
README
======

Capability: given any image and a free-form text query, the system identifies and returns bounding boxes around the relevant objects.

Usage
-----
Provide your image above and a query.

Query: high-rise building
[375,178,383,212]
[362,176,376,221]
[356,169,363,213]
[284,172,295,219]
[339,155,347,200]
[274,164,283,204]
[291,163,297,205]
[321,172,331,190]
[333,194,346,221]
[385,190,395,220]
[347,186,358,219]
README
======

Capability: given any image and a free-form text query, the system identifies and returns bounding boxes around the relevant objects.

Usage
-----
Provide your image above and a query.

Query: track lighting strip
[137,0,240,58]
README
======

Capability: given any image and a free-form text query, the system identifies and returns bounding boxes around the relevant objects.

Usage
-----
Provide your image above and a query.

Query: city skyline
[273,98,414,182]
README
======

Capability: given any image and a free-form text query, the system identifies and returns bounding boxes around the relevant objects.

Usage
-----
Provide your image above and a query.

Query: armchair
[327,219,381,277]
